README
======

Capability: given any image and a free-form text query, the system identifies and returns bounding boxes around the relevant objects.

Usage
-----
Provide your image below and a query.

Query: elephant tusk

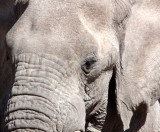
[86,123,101,132]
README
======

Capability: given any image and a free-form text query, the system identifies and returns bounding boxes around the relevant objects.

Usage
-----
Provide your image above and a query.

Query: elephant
[0,0,124,131]
[1,0,160,132]
[115,0,160,131]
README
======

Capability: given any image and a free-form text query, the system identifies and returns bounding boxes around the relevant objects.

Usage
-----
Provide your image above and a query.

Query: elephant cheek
[3,54,85,132]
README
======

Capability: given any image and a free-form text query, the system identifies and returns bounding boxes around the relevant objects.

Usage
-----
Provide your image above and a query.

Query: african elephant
[0,0,123,131]
[116,0,160,131]
[1,0,159,131]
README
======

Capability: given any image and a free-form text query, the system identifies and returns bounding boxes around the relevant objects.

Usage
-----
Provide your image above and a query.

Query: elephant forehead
[8,0,113,59]
[24,0,110,39]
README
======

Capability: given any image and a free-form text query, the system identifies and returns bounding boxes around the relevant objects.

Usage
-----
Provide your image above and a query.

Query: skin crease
[116,0,160,131]
[0,0,120,132]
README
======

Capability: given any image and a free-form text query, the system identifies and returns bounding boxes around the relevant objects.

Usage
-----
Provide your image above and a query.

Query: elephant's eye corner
[81,58,97,74]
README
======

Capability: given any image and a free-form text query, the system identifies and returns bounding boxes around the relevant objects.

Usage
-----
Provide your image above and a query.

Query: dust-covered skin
[116,0,160,131]
[0,0,120,131]
[1,0,160,132]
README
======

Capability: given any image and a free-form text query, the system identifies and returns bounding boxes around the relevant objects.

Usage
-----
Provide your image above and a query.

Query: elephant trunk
[4,53,85,132]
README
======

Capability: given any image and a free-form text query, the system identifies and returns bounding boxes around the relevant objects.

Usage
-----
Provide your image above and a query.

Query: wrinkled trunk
[3,53,85,132]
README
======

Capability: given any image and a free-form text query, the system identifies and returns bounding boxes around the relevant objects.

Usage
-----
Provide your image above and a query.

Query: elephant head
[116,0,160,131]
[1,0,119,131]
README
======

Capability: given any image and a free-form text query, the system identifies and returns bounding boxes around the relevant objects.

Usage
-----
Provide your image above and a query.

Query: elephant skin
[0,0,121,131]
[116,0,160,131]
[0,0,160,132]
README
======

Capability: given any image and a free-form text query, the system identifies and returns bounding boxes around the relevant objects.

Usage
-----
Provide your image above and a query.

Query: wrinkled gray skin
[0,0,160,132]
[116,0,160,131]
[0,0,121,132]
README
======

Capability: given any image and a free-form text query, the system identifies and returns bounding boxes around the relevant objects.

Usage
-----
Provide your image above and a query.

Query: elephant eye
[81,58,97,74]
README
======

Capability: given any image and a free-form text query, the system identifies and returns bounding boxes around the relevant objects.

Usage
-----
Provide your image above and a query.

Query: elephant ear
[116,1,160,130]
